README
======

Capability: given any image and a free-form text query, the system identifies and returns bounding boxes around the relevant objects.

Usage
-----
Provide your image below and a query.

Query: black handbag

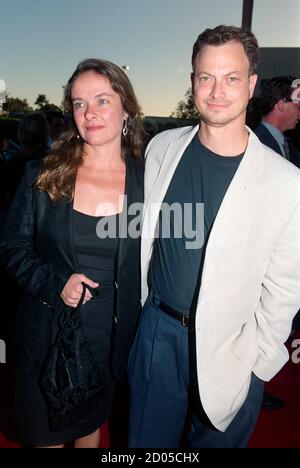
[40,282,106,432]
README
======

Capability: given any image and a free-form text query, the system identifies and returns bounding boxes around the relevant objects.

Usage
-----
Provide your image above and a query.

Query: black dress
[14,210,119,446]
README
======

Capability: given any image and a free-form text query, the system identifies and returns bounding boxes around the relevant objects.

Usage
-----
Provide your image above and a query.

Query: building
[257,47,300,89]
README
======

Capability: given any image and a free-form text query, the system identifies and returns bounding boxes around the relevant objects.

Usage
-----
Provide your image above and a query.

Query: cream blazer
[141,125,300,431]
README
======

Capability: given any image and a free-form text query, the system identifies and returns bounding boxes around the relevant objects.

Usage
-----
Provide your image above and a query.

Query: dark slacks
[128,293,264,448]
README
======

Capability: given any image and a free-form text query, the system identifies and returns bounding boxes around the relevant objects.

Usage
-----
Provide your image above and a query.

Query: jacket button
[115,281,118,290]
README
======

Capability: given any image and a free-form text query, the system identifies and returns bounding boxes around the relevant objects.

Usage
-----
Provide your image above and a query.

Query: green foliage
[0,93,61,116]
[171,88,199,120]
[41,103,62,113]
[2,94,32,113]
[34,94,49,109]
[34,94,61,112]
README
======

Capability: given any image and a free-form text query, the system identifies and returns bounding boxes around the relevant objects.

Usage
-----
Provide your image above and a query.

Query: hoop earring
[122,119,128,137]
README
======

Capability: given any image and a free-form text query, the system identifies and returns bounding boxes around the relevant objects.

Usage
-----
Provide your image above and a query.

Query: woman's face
[71,70,128,149]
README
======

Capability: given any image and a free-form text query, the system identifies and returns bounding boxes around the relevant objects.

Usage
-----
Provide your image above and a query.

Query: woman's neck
[82,143,124,171]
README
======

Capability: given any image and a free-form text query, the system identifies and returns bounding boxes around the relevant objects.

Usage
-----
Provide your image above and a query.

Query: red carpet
[249,332,300,448]
[1,333,299,448]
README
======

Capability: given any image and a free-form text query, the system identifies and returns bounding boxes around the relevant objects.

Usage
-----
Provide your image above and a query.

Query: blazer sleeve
[254,200,300,380]
[0,162,73,310]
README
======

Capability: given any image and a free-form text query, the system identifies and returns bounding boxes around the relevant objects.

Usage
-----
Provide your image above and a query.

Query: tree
[34,94,49,110]
[2,94,32,114]
[34,94,61,113]
[171,88,199,120]
[40,103,62,113]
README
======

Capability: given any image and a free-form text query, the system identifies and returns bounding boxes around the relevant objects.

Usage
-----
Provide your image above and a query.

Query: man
[255,76,300,168]
[128,26,300,448]
[255,76,300,410]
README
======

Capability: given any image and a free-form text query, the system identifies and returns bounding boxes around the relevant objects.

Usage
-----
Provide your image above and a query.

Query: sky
[1,0,300,116]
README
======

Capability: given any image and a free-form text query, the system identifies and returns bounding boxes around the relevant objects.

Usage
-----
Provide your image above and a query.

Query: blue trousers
[128,294,264,448]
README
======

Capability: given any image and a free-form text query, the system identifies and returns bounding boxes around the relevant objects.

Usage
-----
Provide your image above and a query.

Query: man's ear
[249,74,258,99]
[276,100,286,112]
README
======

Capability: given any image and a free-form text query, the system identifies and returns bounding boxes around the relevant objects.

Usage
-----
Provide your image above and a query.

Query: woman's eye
[98,98,109,105]
[73,102,85,109]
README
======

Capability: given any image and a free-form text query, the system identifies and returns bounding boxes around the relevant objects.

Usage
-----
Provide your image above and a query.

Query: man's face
[193,42,257,129]
[281,95,300,131]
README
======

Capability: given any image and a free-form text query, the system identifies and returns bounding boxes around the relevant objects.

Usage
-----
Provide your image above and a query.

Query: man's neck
[262,115,285,134]
[199,123,249,157]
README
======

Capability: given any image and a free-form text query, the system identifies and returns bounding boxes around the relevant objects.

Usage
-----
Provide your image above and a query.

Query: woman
[0,59,144,447]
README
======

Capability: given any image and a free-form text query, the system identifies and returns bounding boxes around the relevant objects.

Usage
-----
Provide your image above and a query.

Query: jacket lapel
[141,127,264,303]
[117,156,143,273]
[202,129,263,272]
[54,198,80,271]
[143,126,199,243]
[141,126,198,302]
[53,156,142,279]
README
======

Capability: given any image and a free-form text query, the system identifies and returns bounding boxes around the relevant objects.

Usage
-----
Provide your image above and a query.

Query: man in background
[255,76,300,168]
[255,77,300,409]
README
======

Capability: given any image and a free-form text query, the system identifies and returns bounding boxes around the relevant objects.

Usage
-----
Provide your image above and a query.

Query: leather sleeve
[0,161,73,311]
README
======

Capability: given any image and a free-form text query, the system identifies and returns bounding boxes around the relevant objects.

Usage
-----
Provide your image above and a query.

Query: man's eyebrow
[196,71,242,76]
[225,71,242,76]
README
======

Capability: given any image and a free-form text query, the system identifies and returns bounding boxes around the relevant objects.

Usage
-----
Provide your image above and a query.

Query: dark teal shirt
[152,134,243,312]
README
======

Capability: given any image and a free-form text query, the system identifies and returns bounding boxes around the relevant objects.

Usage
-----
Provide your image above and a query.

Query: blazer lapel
[203,129,263,265]
[143,126,199,243]
[54,199,80,271]
[117,159,130,273]
[141,126,198,303]
[117,156,143,273]
[141,127,263,303]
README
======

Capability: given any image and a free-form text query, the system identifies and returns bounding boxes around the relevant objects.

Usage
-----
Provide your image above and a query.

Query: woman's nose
[85,103,98,120]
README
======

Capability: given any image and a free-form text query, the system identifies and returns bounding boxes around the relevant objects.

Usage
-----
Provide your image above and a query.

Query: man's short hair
[259,76,297,116]
[192,25,260,76]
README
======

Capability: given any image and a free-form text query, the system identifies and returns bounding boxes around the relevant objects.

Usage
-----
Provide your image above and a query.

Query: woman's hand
[60,273,99,307]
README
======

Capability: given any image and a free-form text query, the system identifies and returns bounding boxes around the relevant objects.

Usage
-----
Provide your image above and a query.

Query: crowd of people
[0,24,300,448]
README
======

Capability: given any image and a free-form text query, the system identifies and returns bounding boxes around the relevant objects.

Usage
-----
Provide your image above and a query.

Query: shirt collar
[261,121,285,148]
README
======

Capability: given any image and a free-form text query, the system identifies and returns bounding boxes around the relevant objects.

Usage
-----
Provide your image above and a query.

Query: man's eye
[228,77,238,82]
[199,76,210,82]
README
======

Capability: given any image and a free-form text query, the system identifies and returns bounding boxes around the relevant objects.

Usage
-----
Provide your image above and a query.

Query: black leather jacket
[0,156,144,381]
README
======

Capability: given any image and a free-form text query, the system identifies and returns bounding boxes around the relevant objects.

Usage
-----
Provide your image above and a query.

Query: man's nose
[210,79,225,99]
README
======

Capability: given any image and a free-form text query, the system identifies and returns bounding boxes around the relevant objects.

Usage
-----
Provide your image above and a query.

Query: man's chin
[201,117,232,128]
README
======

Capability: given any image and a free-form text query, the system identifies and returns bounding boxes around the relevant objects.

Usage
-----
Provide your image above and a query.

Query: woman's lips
[85,125,105,131]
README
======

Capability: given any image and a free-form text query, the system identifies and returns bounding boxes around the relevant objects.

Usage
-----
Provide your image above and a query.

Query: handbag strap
[75,282,99,311]
[58,282,99,328]
[76,282,88,311]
